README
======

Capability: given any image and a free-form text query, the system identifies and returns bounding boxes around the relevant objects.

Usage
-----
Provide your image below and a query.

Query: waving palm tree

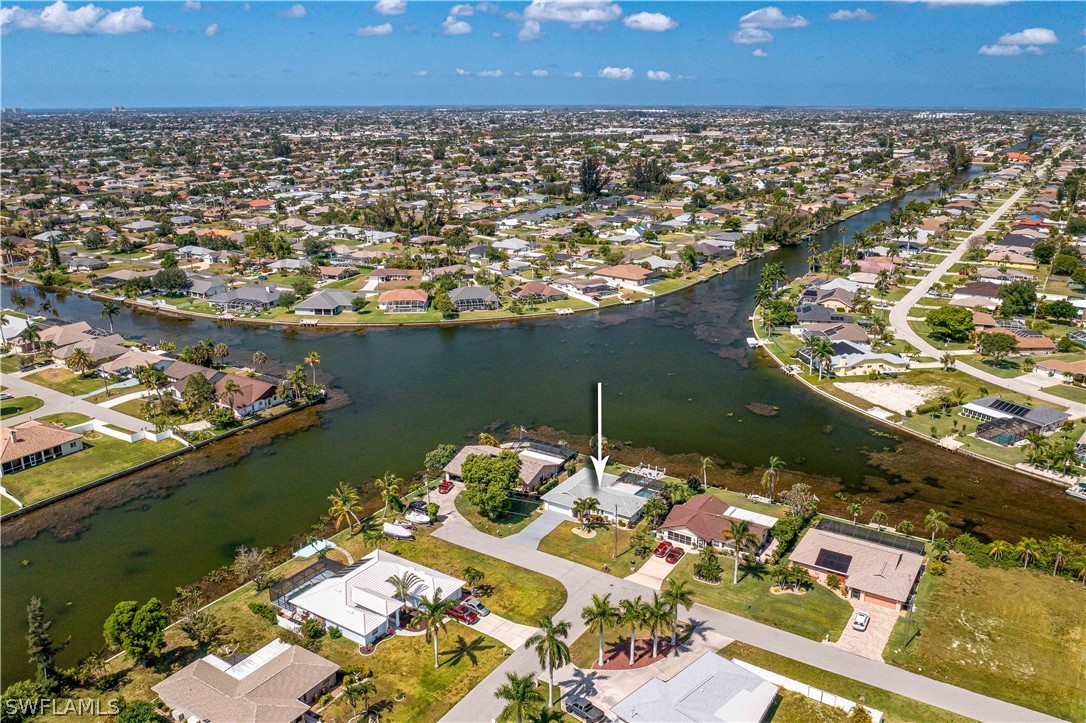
[327,482,363,535]
[617,596,645,666]
[727,520,756,585]
[495,672,543,723]
[644,593,672,659]
[17,324,40,352]
[304,351,321,385]
[661,578,693,652]
[386,571,423,626]
[375,471,404,518]
[219,378,242,411]
[66,348,93,377]
[252,350,268,371]
[286,365,308,399]
[213,342,230,366]
[924,509,950,543]
[581,593,618,667]
[761,456,785,501]
[100,300,121,333]
[871,510,887,531]
[897,519,914,535]
[1049,538,1070,576]
[344,676,376,719]
[418,587,452,668]
[699,456,714,487]
[987,539,1012,561]
[848,502,863,524]
[524,616,571,709]
[572,497,600,532]
[1016,538,1039,569]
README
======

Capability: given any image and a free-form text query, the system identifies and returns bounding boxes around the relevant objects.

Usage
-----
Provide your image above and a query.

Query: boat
[746,338,764,348]
[382,522,414,539]
[1065,482,1086,500]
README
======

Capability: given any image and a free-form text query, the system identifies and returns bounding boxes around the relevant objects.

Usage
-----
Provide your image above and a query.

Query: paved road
[888,184,1082,419]
[0,371,152,431]
[436,507,1060,723]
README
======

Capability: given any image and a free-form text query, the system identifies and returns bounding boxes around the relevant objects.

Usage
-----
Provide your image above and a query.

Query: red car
[653,541,673,558]
[446,605,479,625]
[438,480,454,494]
[665,547,685,564]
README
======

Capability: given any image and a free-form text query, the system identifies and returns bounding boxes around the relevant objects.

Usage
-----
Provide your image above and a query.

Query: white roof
[724,506,778,530]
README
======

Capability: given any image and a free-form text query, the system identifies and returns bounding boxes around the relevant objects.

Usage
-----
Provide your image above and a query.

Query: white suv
[852,611,870,631]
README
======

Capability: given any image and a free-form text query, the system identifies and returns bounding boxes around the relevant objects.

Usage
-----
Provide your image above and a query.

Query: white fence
[68,419,179,444]
[730,659,884,723]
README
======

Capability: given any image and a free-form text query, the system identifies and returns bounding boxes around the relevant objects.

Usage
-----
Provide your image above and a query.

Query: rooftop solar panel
[814,549,853,574]
[816,517,927,555]
[990,399,1032,417]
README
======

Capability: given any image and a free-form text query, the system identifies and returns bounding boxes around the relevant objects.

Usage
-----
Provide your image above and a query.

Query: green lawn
[337,525,566,626]
[884,556,1086,722]
[454,494,543,537]
[1041,383,1086,405]
[83,383,147,404]
[37,412,91,427]
[670,557,853,642]
[1,433,186,506]
[765,691,850,723]
[537,521,639,574]
[707,487,785,518]
[721,643,972,723]
[0,395,44,418]
[24,367,107,396]
[1,496,21,515]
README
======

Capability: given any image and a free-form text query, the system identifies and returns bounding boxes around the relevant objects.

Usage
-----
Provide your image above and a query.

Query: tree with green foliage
[581,593,618,667]
[579,155,610,197]
[494,672,543,723]
[996,279,1037,316]
[424,444,458,472]
[100,300,121,333]
[726,520,756,585]
[182,372,216,413]
[25,597,65,691]
[153,267,189,294]
[925,305,974,342]
[433,288,456,318]
[693,546,722,583]
[1051,254,1081,277]
[103,598,168,666]
[461,451,521,520]
[977,332,1018,364]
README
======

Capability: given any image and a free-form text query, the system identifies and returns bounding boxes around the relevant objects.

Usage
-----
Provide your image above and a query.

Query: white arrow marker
[590,382,608,485]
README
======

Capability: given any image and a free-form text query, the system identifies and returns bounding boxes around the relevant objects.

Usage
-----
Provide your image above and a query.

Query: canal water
[3,166,1077,683]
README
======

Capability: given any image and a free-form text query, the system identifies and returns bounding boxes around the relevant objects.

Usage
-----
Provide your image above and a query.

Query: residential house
[1,420,85,475]
[962,395,1069,444]
[509,281,567,301]
[658,494,778,553]
[596,264,664,289]
[377,289,428,313]
[295,290,362,316]
[448,286,499,312]
[542,467,657,524]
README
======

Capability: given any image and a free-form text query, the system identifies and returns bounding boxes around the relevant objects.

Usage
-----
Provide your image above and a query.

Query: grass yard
[764,691,849,723]
[1,433,186,505]
[707,487,785,518]
[336,525,566,626]
[37,412,91,427]
[1,496,21,515]
[537,521,639,573]
[721,643,971,723]
[24,367,107,396]
[1041,383,1086,405]
[0,395,44,418]
[454,494,543,537]
[83,383,147,404]
[670,557,852,643]
[884,556,1086,721]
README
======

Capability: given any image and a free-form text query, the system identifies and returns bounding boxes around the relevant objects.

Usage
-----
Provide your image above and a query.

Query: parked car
[653,541,673,558]
[665,547,685,564]
[446,605,479,625]
[462,598,490,617]
[852,611,870,632]
[565,697,606,723]
[438,480,454,494]
[0,393,11,400]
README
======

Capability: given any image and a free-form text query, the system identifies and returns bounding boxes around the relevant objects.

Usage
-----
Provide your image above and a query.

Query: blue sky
[2,1,1083,109]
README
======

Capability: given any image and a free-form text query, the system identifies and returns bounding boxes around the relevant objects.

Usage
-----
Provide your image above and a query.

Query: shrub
[927,559,947,576]
[694,547,723,583]
[301,617,325,639]
[328,626,342,640]
[247,601,277,624]
[826,573,840,590]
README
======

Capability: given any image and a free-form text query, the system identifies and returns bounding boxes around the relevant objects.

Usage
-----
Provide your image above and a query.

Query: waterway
[3,165,1079,683]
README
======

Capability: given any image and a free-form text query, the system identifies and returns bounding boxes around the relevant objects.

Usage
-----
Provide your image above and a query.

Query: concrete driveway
[625,554,675,590]
[508,510,567,549]
[469,611,537,651]
[832,601,899,660]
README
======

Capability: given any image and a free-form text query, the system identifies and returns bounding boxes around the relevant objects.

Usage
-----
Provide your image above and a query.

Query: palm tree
[327,482,362,534]
[386,571,423,626]
[219,378,242,410]
[661,578,694,652]
[939,352,955,371]
[1024,432,1047,465]
[524,617,571,709]
[810,336,835,379]
[375,471,403,518]
[617,596,645,666]
[100,300,120,333]
[17,325,40,351]
[213,342,230,366]
[463,566,484,596]
[761,456,785,501]
[897,520,914,535]
[581,593,618,667]
[870,510,887,531]
[495,672,544,723]
[641,496,669,528]
[987,540,1012,561]
[252,350,268,371]
[1016,538,1039,569]
[344,676,376,719]
[417,587,452,668]
[304,351,321,385]
[572,497,600,531]
[925,509,950,543]
[644,592,672,659]
[1074,556,1086,587]
[727,520,756,585]
[66,348,93,377]
[1049,538,1069,576]
[286,365,307,399]
[699,456,714,487]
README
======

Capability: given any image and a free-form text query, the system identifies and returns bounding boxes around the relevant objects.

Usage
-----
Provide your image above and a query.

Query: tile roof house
[509,281,567,300]
[377,289,428,313]
[658,494,778,552]
[152,639,338,723]
[442,438,574,491]
[596,264,664,289]
[1,420,84,475]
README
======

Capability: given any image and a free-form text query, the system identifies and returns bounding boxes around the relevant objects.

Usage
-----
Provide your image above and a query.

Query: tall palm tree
[219,378,242,411]
[66,348,93,377]
[1016,538,1039,569]
[417,588,452,668]
[17,324,40,351]
[581,593,618,667]
[808,336,835,379]
[344,676,376,719]
[386,571,423,626]
[572,497,600,531]
[848,502,863,524]
[495,672,544,723]
[304,351,321,385]
[286,365,307,399]
[100,300,120,333]
[327,482,362,534]
[699,456,714,487]
[987,539,1012,561]
[727,520,756,585]
[251,350,268,371]
[871,510,887,531]
[644,593,672,659]
[925,509,950,543]
[375,471,403,518]
[213,342,230,366]
[617,596,645,666]
[524,617,571,709]
[661,578,693,652]
[1049,538,1069,576]
[761,456,785,501]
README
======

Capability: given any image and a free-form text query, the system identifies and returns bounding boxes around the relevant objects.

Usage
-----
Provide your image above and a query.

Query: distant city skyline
[2,1,1084,110]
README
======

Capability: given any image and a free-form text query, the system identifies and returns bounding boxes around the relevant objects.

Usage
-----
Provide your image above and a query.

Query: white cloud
[978,43,1022,56]
[413,70,428,76]
[517,19,543,40]
[731,27,773,44]
[356,22,392,35]
[922,0,1009,5]
[828,8,874,21]
[524,0,621,26]
[204,21,219,36]
[997,27,1057,45]
[567,70,583,78]
[753,48,769,57]
[623,12,677,32]
[1077,45,1086,54]
[1023,44,1044,55]
[374,0,405,16]
[531,68,549,77]
[491,30,502,37]
[449,3,474,15]
[598,66,633,80]
[739,6,808,29]
[477,69,503,77]
[441,15,471,34]
[455,67,470,75]
[1,1,153,35]
[277,3,306,18]
[182,0,200,11]
[646,69,671,81]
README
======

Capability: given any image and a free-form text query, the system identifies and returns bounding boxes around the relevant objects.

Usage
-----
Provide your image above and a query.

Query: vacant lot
[884,557,1086,721]
[538,521,638,573]
[455,494,542,537]
[24,367,107,396]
